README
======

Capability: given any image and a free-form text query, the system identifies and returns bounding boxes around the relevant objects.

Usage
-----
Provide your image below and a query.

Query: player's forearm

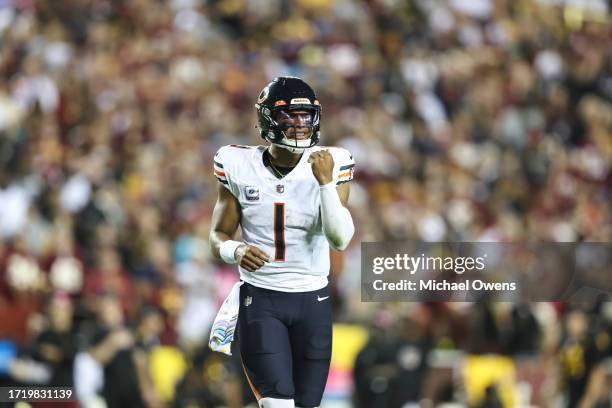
[210,230,232,259]
[319,182,354,251]
[210,230,243,263]
[210,184,243,263]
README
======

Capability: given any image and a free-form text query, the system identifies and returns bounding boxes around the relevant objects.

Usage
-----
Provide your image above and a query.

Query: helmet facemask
[273,108,320,153]
[257,104,321,154]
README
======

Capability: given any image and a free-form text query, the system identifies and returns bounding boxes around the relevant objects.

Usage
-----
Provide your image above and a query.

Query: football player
[209,76,355,408]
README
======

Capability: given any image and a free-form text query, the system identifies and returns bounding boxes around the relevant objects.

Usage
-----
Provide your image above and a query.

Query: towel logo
[244,296,252,307]
[245,186,260,201]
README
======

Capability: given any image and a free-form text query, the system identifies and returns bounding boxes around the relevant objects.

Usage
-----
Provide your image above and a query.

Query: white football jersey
[213,144,355,292]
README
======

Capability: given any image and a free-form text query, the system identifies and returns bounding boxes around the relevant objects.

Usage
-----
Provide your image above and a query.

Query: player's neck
[268,144,302,168]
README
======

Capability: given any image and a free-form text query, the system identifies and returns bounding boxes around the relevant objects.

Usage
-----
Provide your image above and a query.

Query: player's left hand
[308,150,334,185]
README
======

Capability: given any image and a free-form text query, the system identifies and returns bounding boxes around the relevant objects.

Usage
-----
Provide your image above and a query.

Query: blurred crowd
[0,0,610,407]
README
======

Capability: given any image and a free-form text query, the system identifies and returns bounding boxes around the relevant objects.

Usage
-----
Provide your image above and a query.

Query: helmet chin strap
[274,126,312,154]
[276,143,306,154]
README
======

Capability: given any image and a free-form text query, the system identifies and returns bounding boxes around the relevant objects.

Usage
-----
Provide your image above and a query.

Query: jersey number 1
[273,203,285,261]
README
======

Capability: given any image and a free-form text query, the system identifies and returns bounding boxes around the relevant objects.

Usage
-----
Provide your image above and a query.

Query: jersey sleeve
[331,147,355,186]
[213,146,239,197]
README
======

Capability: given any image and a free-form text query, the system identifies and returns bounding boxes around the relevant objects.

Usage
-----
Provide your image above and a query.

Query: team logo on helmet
[257,86,270,103]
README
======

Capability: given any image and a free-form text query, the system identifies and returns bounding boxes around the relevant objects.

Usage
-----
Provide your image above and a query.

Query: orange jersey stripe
[338,171,352,179]
[214,169,225,177]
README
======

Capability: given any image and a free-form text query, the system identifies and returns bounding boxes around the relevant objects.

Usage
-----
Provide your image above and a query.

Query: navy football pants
[237,282,332,408]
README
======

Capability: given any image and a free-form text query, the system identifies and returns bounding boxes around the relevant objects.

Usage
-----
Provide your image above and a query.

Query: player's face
[274,109,314,140]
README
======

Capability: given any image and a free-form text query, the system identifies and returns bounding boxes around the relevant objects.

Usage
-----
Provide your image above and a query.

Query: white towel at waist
[208,280,243,355]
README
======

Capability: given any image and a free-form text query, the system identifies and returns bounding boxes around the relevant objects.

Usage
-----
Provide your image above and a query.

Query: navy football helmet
[255,77,321,153]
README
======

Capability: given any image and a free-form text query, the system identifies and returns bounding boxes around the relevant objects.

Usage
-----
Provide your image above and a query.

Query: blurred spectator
[84,293,145,408]
[558,308,610,407]
[82,248,135,318]
[354,310,432,407]
[33,292,77,387]
[172,346,245,408]
[134,306,165,408]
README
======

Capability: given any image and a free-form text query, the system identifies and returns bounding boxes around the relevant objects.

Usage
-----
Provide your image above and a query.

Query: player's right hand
[235,244,270,272]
